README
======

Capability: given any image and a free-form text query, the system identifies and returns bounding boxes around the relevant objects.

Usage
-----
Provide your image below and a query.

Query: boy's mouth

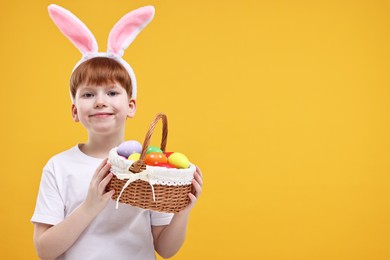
[89,113,114,118]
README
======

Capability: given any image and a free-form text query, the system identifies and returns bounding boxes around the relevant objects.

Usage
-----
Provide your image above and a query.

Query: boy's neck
[80,134,125,159]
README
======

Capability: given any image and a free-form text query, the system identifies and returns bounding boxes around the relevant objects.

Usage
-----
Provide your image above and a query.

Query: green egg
[168,152,190,169]
[146,146,163,154]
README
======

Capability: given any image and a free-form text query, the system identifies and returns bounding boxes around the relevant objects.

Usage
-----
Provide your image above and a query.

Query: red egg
[164,152,174,158]
[145,152,168,166]
[155,162,177,169]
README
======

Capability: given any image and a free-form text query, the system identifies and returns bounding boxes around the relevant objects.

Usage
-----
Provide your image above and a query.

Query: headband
[48,4,155,101]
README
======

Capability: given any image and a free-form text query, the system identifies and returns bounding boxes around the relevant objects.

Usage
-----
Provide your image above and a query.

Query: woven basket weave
[106,113,194,213]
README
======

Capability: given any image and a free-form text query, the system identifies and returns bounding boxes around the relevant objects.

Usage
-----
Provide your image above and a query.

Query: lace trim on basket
[110,164,194,185]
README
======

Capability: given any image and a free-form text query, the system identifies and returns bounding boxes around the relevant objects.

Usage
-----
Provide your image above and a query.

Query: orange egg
[144,152,168,166]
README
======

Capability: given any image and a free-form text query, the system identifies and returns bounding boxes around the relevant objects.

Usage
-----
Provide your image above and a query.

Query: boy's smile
[89,112,114,118]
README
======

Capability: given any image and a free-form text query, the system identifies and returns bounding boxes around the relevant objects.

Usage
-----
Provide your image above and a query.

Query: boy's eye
[82,92,94,98]
[108,91,119,96]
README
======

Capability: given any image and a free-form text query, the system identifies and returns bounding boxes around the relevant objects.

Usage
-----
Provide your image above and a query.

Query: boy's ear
[71,104,80,122]
[127,99,136,118]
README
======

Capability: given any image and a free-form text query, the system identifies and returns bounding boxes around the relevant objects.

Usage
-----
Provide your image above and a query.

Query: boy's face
[71,82,135,136]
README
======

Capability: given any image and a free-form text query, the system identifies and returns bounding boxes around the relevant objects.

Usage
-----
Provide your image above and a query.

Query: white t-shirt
[31,145,173,260]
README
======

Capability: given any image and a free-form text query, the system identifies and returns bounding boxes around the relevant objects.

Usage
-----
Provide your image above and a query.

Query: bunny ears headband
[48,4,155,100]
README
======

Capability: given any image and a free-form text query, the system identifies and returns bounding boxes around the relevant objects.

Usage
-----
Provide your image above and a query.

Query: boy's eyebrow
[80,84,117,89]
[78,86,95,91]
[107,83,124,90]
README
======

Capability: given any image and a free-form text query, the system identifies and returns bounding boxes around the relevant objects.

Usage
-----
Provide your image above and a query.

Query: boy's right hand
[33,159,115,259]
[82,158,115,216]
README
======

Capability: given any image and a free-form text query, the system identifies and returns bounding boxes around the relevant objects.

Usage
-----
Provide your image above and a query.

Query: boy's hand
[152,166,203,257]
[177,166,203,215]
[83,158,115,216]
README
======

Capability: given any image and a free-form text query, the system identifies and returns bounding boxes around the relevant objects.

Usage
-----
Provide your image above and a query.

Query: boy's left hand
[179,166,203,214]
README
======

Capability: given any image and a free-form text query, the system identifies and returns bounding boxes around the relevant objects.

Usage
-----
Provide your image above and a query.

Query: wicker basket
[106,113,195,213]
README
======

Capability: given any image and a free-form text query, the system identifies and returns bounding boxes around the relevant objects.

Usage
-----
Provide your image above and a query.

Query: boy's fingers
[98,172,113,193]
[93,158,108,178]
[194,171,203,186]
[188,193,197,203]
[91,163,111,189]
[192,179,202,198]
[96,163,111,181]
[195,166,203,178]
[103,189,115,200]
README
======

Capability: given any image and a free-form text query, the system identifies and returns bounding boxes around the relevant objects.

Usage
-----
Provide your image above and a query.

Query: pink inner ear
[108,7,154,55]
[49,6,96,54]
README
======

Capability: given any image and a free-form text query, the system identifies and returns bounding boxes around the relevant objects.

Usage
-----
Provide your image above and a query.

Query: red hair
[70,57,132,99]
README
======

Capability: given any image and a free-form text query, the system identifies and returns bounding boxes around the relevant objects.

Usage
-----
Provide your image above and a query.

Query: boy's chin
[88,125,124,136]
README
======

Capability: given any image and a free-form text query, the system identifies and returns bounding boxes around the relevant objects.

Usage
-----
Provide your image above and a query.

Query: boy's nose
[94,94,107,108]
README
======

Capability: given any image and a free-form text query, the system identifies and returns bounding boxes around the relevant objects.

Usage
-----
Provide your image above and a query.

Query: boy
[31,5,202,260]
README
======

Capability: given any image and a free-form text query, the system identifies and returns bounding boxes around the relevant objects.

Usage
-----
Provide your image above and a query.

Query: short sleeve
[31,160,65,225]
[150,210,174,226]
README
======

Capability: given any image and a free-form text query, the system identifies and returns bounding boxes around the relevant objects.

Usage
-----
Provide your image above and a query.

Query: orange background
[1,0,389,259]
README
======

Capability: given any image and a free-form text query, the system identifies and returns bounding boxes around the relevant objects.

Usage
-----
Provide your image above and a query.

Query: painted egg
[164,152,174,158]
[168,152,190,169]
[145,152,168,166]
[117,140,142,158]
[128,153,141,161]
[155,162,177,169]
[146,146,163,154]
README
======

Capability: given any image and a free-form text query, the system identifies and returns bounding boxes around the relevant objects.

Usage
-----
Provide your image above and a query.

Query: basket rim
[108,147,195,185]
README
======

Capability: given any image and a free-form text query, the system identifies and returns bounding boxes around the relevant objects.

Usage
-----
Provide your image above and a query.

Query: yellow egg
[168,152,190,169]
[128,153,141,161]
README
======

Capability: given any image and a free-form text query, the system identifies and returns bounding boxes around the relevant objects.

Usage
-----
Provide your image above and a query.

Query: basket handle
[129,113,168,173]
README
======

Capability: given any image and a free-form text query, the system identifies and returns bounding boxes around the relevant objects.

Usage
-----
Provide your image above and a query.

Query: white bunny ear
[108,6,155,57]
[48,4,98,55]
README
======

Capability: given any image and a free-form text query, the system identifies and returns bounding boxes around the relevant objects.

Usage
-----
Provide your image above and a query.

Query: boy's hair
[70,57,132,99]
